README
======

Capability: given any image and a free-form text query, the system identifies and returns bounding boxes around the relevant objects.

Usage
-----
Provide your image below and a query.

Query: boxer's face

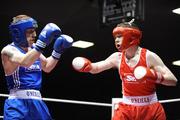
[115,35,123,52]
[26,28,36,47]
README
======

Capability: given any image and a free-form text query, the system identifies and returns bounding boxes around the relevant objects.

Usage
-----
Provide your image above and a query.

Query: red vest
[120,48,156,96]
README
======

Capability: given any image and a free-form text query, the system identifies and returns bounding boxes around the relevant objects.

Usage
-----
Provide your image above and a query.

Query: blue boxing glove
[51,34,73,59]
[35,23,61,52]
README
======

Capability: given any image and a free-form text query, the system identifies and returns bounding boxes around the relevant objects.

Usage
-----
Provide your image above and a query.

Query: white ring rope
[43,97,112,107]
[159,98,180,104]
[0,93,111,107]
[1,93,180,107]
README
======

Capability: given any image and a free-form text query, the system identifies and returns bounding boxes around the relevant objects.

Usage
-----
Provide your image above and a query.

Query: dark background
[0,0,180,120]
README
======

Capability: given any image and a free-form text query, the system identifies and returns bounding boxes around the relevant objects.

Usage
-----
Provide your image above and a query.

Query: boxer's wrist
[51,50,61,60]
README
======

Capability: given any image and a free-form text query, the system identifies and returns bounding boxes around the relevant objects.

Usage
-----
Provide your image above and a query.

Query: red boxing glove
[134,66,164,83]
[72,57,92,72]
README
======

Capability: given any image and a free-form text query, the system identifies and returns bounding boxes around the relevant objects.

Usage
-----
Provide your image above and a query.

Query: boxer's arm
[147,50,177,86]
[90,60,114,74]
[72,52,120,74]
[1,45,41,67]
[90,52,120,73]
[40,55,58,73]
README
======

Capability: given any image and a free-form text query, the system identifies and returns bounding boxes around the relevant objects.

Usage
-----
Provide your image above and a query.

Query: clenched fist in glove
[51,34,73,60]
[35,23,61,52]
[72,57,92,72]
[133,66,164,83]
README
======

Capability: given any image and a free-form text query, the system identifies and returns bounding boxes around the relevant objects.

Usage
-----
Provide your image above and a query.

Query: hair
[11,15,31,24]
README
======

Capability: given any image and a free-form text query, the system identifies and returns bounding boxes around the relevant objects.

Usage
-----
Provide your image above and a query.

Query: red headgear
[112,20,142,51]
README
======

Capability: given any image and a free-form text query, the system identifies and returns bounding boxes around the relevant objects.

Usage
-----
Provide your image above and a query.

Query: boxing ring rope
[1,93,180,118]
[0,93,111,107]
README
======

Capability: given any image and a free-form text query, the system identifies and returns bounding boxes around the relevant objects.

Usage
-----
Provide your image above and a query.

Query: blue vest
[6,44,42,90]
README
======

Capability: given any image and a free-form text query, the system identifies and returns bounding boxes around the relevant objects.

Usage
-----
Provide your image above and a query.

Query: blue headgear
[9,18,38,47]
